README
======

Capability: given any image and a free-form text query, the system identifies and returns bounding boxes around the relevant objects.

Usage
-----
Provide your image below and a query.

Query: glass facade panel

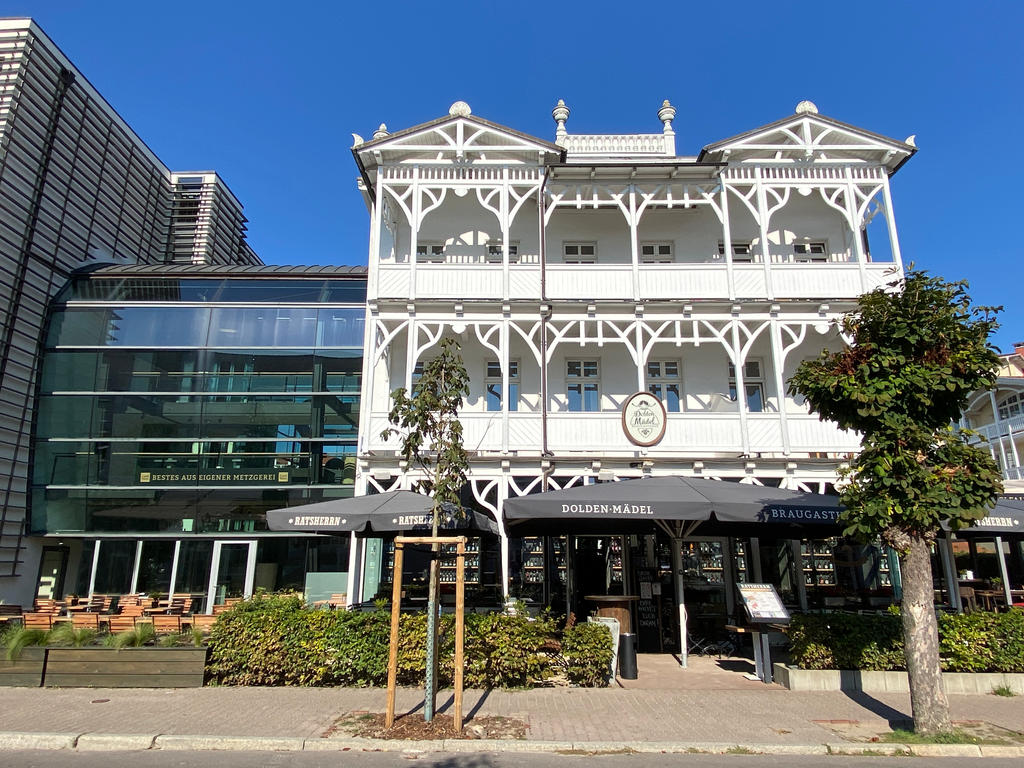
[137,540,176,595]
[48,307,211,347]
[33,274,365,536]
[208,307,318,347]
[175,540,214,594]
[316,308,365,347]
[92,540,136,594]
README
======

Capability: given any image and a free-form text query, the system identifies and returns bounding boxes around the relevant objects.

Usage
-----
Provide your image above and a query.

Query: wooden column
[454,538,465,733]
[384,542,405,729]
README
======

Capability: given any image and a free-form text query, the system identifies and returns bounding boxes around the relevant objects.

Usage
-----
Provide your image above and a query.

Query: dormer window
[794,241,828,263]
[641,242,674,263]
[718,242,753,262]
[563,242,596,264]
[416,243,445,263]
[486,242,520,264]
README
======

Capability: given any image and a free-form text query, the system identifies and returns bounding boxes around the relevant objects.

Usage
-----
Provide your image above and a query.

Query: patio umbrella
[501,475,843,668]
[265,490,498,536]
[502,475,842,534]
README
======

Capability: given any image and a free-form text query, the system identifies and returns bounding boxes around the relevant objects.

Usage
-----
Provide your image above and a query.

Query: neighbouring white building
[963,343,1024,486]
[349,98,917,642]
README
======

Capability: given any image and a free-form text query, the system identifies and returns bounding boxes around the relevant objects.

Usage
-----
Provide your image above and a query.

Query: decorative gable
[353,102,563,169]
[700,101,916,172]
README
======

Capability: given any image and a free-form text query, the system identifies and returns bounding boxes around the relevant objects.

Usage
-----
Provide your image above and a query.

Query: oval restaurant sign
[621,391,667,447]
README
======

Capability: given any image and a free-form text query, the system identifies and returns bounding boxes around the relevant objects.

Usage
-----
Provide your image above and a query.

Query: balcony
[375,261,893,302]
[367,411,858,457]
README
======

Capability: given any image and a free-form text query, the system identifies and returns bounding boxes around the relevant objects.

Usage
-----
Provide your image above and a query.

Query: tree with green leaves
[789,269,1002,734]
[381,337,469,722]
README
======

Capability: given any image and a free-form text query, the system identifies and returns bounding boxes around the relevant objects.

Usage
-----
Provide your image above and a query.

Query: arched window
[997,392,1024,421]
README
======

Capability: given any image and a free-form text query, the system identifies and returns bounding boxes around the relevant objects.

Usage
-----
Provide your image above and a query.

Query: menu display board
[635,568,661,652]
[736,583,791,624]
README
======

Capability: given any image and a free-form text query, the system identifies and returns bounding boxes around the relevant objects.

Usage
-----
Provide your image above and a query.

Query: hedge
[788,608,1024,672]
[206,594,614,687]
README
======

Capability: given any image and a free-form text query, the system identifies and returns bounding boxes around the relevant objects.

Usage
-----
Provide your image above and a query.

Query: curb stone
[2,732,1024,757]
[76,733,157,751]
[909,743,982,757]
[0,732,79,751]
[154,735,306,752]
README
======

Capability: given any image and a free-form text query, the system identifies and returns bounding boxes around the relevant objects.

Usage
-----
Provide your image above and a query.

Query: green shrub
[789,608,1024,673]
[562,622,614,686]
[788,612,904,671]
[206,595,597,688]
[4,627,48,661]
[47,622,97,648]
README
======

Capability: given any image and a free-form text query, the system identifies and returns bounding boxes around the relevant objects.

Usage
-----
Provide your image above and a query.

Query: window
[486,242,520,264]
[718,242,754,262]
[794,241,828,263]
[998,393,1023,421]
[485,360,519,411]
[641,242,674,263]
[566,359,600,412]
[646,360,681,412]
[728,359,765,413]
[415,242,445,263]
[563,242,596,264]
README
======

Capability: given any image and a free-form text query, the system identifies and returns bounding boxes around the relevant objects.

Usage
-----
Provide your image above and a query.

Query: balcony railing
[375,261,894,301]
[367,411,858,456]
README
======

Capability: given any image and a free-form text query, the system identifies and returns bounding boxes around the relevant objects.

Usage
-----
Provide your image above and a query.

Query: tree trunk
[424,502,441,722]
[900,535,951,734]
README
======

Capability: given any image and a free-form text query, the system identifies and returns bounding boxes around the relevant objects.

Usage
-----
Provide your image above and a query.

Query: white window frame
[485,360,519,411]
[718,241,754,263]
[793,240,829,263]
[640,241,674,264]
[728,358,765,413]
[646,359,682,412]
[563,242,597,264]
[486,241,520,264]
[566,359,600,412]
[998,392,1023,421]
[415,242,445,263]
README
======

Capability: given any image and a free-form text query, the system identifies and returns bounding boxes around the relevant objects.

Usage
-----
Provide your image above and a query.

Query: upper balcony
[375,258,893,303]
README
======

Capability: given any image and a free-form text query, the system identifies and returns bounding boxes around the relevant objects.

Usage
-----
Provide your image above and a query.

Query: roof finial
[351,133,364,148]
[449,101,472,117]
[904,134,917,147]
[552,99,570,143]
[658,100,676,133]
[795,100,819,115]
[372,123,389,140]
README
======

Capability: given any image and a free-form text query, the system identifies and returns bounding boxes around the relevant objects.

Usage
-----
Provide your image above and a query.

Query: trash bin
[617,632,638,679]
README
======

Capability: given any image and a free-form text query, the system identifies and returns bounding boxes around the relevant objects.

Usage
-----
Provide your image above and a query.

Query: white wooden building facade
[350,99,916,606]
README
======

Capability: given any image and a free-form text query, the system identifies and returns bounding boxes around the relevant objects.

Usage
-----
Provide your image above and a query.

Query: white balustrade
[561,134,670,155]
[368,410,858,456]
[377,261,891,302]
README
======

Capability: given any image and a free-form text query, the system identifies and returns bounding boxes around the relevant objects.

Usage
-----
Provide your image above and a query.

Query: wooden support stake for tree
[384,541,405,729]
[454,538,465,733]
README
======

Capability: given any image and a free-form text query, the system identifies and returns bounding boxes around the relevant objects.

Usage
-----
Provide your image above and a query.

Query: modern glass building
[31,265,366,611]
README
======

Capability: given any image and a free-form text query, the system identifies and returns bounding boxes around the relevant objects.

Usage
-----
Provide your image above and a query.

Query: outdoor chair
[70,612,102,630]
[21,612,54,630]
[189,614,217,632]
[151,614,182,633]
[958,585,978,612]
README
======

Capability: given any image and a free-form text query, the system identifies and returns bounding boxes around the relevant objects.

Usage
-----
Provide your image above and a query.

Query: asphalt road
[4,752,1023,768]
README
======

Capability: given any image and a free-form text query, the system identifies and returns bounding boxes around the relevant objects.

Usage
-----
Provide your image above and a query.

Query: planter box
[773,663,1024,695]
[0,646,46,687]
[44,647,208,688]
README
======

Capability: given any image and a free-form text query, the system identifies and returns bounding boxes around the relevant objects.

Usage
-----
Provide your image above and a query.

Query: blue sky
[8,1,1024,351]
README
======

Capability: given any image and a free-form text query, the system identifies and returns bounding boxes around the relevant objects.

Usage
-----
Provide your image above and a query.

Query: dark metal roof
[76,264,368,278]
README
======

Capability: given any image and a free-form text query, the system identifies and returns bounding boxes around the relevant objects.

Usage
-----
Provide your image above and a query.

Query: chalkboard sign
[736,583,791,624]
[635,568,661,652]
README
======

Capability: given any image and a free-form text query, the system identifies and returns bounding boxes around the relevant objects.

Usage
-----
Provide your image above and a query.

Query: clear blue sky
[8,1,1023,351]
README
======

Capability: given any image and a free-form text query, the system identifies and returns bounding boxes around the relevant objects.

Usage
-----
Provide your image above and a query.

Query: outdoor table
[584,595,638,634]
[975,590,1004,612]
